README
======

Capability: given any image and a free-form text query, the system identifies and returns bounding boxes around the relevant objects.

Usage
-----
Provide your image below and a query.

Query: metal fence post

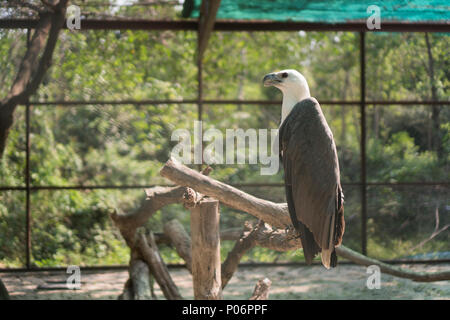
[25,28,32,269]
[197,34,204,169]
[360,31,368,255]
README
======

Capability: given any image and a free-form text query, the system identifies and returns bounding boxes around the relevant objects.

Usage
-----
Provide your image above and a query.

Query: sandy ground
[1,264,449,300]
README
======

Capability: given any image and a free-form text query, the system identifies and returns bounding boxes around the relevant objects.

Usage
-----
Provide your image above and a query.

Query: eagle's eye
[281,72,288,78]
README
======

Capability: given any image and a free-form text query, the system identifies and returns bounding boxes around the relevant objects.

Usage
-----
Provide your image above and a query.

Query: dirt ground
[1,263,449,300]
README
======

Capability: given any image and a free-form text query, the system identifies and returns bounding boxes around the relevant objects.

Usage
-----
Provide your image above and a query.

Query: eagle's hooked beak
[263,73,281,87]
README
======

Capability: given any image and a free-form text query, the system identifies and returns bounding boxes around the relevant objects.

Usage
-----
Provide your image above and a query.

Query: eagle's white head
[263,69,311,125]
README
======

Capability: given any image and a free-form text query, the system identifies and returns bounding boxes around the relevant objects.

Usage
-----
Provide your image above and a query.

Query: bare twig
[410,206,449,252]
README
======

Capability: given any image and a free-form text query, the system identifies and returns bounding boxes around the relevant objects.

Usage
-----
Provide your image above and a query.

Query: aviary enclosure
[0,0,449,300]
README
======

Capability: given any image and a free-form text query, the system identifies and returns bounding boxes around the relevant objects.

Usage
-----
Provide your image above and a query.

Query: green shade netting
[182,0,449,23]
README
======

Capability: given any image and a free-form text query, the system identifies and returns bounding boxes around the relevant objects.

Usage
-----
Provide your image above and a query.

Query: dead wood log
[160,157,450,283]
[190,198,222,300]
[137,232,183,300]
[129,259,152,300]
[250,278,272,300]
[163,219,192,273]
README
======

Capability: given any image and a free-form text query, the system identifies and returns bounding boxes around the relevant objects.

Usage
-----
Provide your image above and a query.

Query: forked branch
[160,157,450,283]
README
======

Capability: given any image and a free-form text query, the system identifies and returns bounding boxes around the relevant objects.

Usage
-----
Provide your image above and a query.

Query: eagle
[263,69,345,269]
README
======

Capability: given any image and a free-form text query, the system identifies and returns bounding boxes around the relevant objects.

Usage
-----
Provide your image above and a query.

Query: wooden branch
[249,278,271,300]
[160,158,289,229]
[221,222,259,289]
[221,223,302,252]
[410,206,449,252]
[111,186,188,244]
[154,227,243,244]
[336,246,450,282]
[137,232,183,300]
[190,198,222,300]
[163,219,192,274]
[129,259,152,300]
[156,226,301,252]
[220,228,244,241]
[160,158,450,283]
[112,166,211,244]
[0,0,68,158]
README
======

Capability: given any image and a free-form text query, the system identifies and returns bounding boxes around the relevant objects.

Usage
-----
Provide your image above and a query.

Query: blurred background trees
[0,2,448,267]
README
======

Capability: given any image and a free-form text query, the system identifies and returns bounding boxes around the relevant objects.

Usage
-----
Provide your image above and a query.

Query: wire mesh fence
[0,20,449,270]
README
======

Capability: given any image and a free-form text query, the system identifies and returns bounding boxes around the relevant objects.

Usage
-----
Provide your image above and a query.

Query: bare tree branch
[221,221,260,289]
[111,186,189,244]
[160,157,450,283]
[410,206,449,252]
[0,0,68,158]
[137,232,183,300]
[163,219,192,274]
[160,157,289,229]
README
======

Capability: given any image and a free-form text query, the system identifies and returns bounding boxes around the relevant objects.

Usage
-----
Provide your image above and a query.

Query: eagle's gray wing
[279,97,344,268]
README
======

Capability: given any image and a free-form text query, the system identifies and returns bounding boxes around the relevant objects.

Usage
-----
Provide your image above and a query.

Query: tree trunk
[0,1,68,158]
[190,198,222,300]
